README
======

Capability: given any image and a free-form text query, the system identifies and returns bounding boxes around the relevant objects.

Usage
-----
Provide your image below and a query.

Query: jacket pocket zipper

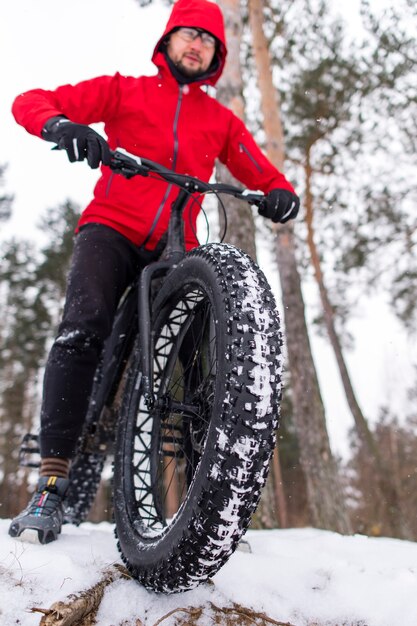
[239,142,263,173]
[105,172,114,197]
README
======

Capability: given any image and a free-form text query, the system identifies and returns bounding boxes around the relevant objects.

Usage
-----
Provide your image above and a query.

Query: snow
[1,2,416,621]
[1,519,416,626]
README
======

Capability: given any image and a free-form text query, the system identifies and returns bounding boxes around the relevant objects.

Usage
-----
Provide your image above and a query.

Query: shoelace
[28,489,62,517]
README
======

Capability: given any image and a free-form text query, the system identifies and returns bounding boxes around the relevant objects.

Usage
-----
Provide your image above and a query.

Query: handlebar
[109,148,266,209]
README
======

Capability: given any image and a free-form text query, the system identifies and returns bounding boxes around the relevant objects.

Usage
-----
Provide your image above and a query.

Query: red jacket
[12,0,295,250]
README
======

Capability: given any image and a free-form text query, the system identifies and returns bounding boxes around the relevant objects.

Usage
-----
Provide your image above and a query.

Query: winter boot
[8,476,69,544]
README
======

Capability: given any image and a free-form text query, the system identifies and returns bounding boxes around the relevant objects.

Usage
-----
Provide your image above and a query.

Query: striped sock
[40,457,70,479]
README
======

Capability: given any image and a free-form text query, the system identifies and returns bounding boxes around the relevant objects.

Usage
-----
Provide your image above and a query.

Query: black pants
[39,224,159,459]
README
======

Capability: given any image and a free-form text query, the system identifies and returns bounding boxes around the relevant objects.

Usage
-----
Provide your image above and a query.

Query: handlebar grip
[241,192,266,209]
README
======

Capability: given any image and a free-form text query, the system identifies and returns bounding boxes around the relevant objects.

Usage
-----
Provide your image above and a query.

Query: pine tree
[36,200,80,307]
[0,201,79,518]
[339,0,417,331]
[0,164,13,223]
[247,0,351,533]
[0,239,49,517]
[265,0,414,538]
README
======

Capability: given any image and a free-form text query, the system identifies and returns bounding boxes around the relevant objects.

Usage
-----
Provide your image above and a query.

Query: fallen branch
[211,602,296,625]
[152,602,297,625]
[31,563,130,626]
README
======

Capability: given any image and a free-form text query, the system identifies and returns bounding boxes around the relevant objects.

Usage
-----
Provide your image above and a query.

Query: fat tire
[113,243,283,592]
[63,452,106,525]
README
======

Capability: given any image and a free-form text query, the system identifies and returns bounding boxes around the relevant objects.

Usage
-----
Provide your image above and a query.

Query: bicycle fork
[138,187,191,407]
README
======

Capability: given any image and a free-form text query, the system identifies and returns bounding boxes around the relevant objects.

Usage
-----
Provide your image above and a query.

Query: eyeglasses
[176,27,217,49]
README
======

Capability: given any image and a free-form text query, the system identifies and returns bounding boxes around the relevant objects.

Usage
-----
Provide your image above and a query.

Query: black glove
[259,188,300,224]
[42,116,111,169]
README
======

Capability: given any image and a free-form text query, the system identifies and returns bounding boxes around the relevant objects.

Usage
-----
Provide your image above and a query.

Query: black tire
[63,452,106,525]
[113,244,283,592]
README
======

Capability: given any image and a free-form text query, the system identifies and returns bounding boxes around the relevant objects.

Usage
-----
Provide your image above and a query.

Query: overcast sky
[1,0,413,458]
[0,0,170,242]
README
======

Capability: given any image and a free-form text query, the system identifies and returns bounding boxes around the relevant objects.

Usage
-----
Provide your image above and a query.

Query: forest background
[0,0,416,540]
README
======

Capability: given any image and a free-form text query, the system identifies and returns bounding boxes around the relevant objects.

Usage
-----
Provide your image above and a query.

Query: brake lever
[110,149,149,179]
[240,190,266,209]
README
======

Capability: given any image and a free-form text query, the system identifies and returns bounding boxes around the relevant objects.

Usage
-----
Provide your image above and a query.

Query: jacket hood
[152,0,227,86]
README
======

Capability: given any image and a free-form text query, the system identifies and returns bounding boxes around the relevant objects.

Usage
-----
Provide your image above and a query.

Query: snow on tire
[113,243,283,592]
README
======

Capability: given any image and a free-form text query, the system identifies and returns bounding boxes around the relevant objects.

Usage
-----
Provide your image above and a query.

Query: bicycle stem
[163,188,189,264]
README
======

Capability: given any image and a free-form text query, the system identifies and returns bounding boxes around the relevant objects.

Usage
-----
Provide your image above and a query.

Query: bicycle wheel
[113,243,283,592]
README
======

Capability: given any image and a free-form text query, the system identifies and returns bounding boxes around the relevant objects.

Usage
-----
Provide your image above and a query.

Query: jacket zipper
[239,142,264,173]
[141,85,184,247]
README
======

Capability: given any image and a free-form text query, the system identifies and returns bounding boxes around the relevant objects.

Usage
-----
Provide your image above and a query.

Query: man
[9,0,299,544]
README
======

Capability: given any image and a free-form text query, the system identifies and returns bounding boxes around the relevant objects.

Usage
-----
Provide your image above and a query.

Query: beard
[175,56,204,78]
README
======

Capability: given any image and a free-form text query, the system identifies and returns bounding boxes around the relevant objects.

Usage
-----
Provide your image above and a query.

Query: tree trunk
[304,147,412,539]
[271,447,288,528]
[216,0,257,261]
[216,0,288,528]
[248,0,351,533]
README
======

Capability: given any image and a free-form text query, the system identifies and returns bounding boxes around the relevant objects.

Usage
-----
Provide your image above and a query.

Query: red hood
[152,0,227,86]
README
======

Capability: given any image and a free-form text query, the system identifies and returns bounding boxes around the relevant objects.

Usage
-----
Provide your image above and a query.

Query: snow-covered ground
[0,519,416,626]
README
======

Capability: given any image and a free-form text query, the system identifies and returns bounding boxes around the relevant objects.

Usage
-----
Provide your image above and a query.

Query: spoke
[129,286,217,533]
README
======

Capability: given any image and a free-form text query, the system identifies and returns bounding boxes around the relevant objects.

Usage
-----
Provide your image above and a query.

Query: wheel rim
[129,285,217,537]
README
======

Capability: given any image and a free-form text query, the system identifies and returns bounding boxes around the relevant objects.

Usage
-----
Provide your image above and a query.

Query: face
[166,28,216,78]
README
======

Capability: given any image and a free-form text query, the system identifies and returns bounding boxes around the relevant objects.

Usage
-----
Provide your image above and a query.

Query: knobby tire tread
[113,243,283,592]
[63,452,106,525]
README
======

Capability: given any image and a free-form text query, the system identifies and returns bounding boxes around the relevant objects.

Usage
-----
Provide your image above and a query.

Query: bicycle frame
[87,186,193,453]
[94,148,267,423]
